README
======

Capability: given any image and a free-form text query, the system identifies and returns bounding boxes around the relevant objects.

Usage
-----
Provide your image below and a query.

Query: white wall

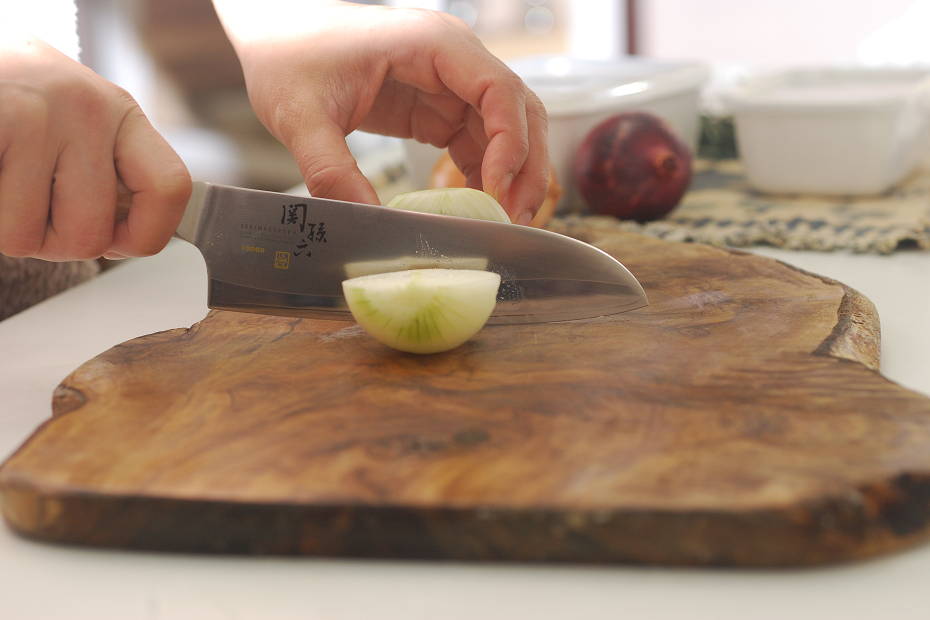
[639,0,916,65]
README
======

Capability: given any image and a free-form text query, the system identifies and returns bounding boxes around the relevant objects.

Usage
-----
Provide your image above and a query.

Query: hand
[0,24,191,261]
[213,0,549,225]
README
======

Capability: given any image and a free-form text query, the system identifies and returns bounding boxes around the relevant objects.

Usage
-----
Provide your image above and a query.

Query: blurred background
[67,0,926,193]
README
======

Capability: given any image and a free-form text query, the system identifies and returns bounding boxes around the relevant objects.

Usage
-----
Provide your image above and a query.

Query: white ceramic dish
[403,55,710,212]
[726,67,930,196]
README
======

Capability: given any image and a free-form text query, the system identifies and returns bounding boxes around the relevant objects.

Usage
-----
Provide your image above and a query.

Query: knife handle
[115,180,133,222]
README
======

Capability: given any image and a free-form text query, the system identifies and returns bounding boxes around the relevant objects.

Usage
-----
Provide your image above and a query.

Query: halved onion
[344,256,489,280]
[386,188,510,224]
[428,150,563,228]
[342,269,501,354]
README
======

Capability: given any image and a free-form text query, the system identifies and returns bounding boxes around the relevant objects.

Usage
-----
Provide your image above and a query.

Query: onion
[573,112,692,222]
[386,188,510,224]
[342,269,501,354]
[428,150,563,228]
[344,256,488,279]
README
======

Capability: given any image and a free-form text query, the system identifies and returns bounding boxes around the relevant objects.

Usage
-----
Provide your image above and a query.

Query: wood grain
[3,228,930,566]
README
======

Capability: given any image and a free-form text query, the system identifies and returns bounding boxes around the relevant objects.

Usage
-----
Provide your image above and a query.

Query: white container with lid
[726,68,930,196]
[403,55,710,212]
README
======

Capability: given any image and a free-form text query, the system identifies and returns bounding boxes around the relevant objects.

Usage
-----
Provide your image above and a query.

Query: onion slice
[386,188,511,224]
[344,256,489,279]
[342,269,501,354]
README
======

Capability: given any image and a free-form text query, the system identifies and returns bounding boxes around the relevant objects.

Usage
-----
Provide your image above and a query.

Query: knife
[118,181,648,324]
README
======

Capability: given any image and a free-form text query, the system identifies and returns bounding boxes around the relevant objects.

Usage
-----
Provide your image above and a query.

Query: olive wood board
[3,227,930,567]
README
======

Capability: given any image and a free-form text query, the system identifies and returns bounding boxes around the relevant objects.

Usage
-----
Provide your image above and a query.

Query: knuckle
[109,83,139,110]
[152,166,194,208]
[245,80,299,142]
[0,85,51,132]
[113,89,146,125]
[528,92,548,125]
[460,160,481,181]
[59,71,116,122]
[70,83,112,122]
[295,145,347,197]
[111,88,155,142]
[535,174,550,200]
[303,166,342,199]
[298,152,357,201]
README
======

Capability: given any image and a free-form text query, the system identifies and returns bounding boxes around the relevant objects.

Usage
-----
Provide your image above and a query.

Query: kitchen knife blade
[161,181,648,324]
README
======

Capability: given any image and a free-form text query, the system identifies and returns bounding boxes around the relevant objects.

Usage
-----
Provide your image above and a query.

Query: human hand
[0,24,191,261]
[213,0,549,225]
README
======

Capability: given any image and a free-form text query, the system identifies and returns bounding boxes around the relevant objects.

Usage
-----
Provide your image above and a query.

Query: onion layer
[386,188,510,224]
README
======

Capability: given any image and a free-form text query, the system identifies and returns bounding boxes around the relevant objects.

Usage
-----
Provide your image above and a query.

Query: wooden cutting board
[3,226,930,567]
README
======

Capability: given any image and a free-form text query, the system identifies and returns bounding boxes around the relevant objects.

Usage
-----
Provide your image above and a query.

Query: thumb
[290,123,381,206]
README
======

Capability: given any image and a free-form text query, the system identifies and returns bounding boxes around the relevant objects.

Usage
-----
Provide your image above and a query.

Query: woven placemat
[555,159,930,254]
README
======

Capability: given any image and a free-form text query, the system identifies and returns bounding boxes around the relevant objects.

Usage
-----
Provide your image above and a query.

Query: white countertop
[1,239,929,620]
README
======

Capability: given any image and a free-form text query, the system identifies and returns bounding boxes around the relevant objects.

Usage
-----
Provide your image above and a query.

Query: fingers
[9,95,189,262]
[364,83,468,146]
[43,125,120,261]
[291,120,382,205]
[0,86,115,262]
[382,11,550,223]
[108,105,192,258]
[0,31,191,262]
[432,67,549,223]
[0,91,56,257]
[445,106,488,191]
[214,1,551,223]
[466,73,549,224]
[485,91,550,224]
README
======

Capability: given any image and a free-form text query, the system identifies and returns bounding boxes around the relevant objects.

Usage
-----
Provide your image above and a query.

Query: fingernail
[494,173,514,203]
[103,252,126,260]
[516,210,533,226]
